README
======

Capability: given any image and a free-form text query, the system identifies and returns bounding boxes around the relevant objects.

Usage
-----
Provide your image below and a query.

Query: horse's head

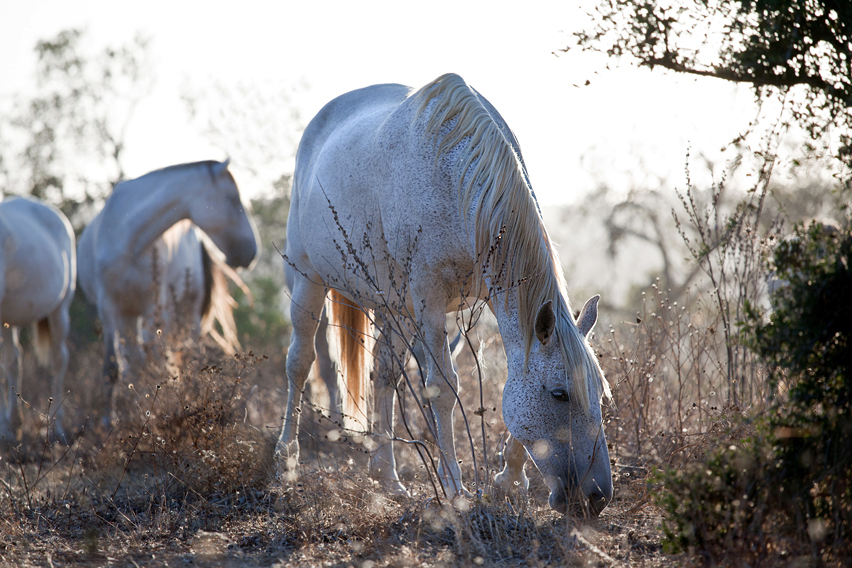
[502,295,612,516]
[190,159,260,269]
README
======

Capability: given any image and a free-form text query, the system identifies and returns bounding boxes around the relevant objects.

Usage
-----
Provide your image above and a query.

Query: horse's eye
[551,388,570,402]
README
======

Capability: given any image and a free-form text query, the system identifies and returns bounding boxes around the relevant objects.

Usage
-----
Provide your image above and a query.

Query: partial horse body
[278,74,613,514]
[0,196,76,440]
[77,160,259,416]
[285,266,465,428]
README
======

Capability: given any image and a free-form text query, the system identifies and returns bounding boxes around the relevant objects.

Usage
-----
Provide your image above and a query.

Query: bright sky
[1,0,757,205]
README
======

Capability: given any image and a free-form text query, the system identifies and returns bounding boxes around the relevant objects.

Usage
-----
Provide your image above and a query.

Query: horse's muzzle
[548,481,611,516]
[226,242,258,269]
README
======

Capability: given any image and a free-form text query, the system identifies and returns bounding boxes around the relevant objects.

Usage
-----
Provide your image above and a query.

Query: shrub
[654,221,852,565]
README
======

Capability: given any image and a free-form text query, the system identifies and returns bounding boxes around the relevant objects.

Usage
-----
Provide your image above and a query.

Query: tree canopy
[568,0,852,144]
[1,28,152,227]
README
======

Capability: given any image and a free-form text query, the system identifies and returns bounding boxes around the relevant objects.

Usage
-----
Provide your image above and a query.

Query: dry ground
[0,322,687,568]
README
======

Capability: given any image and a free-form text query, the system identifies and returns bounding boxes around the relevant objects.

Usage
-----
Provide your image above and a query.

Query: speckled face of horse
[502,295,612,515]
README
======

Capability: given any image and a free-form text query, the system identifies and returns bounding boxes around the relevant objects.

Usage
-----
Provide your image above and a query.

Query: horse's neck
[110,172,199,260]
[488,286,525,357]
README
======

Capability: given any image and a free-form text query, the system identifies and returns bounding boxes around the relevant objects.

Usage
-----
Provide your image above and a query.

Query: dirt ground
[0,328,689,568]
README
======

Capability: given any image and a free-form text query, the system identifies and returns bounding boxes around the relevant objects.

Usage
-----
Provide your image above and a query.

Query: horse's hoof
[494,469,529,493]
[380,479,410,498]
[439,479,472,500]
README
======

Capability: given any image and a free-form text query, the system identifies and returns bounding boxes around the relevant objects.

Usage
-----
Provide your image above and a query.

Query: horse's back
[290,80,477,310]
[0,196,75,324]
[0,196,74,247]
[289,84,410,278]
[293,83,410,199]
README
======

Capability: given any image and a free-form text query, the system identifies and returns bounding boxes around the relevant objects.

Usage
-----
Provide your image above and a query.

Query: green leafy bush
[654,222,852,565]
[233,275,290,350]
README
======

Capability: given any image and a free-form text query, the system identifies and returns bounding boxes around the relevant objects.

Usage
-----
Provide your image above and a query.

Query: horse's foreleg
[494,434,530,492]
[416,299,466,498]
[275,278,326,473]
[47,301,71,442]
[97,301,122,428]
[369,313,410,496]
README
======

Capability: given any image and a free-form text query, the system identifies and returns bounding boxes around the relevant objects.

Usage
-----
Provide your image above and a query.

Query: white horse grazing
[77,160,259,409]
[0,196,76,440]
[279,74,613,514]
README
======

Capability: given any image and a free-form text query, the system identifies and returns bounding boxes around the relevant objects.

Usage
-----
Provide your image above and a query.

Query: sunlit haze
[1,1,757,204]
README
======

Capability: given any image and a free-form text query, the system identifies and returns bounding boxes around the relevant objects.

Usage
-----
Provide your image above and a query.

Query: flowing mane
[413,73,610,409]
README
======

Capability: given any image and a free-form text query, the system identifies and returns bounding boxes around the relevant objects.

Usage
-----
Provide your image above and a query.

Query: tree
[568,0,852,147]
[2,28,152,228]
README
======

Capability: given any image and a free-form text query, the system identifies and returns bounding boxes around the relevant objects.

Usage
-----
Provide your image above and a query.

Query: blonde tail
[200,241,250,355]
[327,289,372,431]
[33,319,52,367]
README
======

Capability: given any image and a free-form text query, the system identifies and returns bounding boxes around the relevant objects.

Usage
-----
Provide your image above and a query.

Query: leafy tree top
[569,0,852,140]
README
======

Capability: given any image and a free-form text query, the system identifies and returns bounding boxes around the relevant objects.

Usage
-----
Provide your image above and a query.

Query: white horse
[0,196,76,440]
[287,268,465,429]
[279,74,613,514]
[77,160,259,412]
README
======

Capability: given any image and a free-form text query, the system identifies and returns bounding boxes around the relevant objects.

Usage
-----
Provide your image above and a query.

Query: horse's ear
[535,300,556,346]
[577,294,600,338]
[213,158,231,176]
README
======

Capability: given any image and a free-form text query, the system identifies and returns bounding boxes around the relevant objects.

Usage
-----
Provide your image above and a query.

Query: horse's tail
[200,241,252,355]
[327,289,372,430]
[33,319,52,367]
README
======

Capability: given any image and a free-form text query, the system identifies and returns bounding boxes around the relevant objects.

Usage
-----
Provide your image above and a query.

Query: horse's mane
[413,73,611,409]
[200,240,249,355]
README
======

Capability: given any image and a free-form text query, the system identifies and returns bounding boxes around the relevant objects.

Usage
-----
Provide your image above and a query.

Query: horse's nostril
[588,492,608,516]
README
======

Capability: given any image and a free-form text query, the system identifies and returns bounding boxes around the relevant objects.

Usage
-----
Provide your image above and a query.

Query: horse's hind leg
[0,326,21,440]
[275,276,327,472]
[314,308,342,424]
[369,312,411,497]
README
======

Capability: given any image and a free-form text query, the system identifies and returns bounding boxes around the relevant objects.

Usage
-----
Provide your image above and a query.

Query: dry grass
[0,311,693,568]
[0,186,775,566]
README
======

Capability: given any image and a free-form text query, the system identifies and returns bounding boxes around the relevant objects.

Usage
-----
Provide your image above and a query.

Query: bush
[654,222,852,565]
[232,275,290,350]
